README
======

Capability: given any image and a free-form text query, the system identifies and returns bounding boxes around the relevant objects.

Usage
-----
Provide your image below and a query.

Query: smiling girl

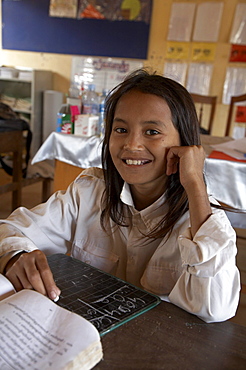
[0,69,240,323]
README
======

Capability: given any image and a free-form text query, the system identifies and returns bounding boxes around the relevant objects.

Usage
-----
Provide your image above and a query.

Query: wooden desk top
[95,301,246,369]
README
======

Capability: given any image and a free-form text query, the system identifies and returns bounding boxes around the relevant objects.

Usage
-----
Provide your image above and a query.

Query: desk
[32,133,102,192]
[95,301,246,369]
[201,135,246,211]
[32,132,246,227]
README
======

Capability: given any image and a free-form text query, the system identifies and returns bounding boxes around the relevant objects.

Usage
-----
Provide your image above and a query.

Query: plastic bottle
[69,73,80,99]
[68,83,80,99]
[98,89,108,138]
[82,84,99,115]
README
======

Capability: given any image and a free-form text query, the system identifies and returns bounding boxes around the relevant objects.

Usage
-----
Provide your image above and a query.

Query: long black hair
[100,69,200,239]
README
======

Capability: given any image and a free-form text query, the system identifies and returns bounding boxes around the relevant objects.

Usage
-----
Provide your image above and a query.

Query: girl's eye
[146,129,160,135]
[115,127,127,133]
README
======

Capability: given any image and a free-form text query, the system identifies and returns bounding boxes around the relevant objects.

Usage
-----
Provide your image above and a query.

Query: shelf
[0,77,32,83]
[14,109,32,115]
[0,69,53,155]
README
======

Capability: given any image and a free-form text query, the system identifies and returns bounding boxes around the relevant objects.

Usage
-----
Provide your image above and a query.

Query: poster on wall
[70,56,143,94]
[78,0,152,22]
[49,0,152,22]
[49,0,78,18]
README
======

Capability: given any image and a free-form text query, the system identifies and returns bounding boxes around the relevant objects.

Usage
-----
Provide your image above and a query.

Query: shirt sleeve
[0,182,80,272]
[168,211,241,323]
[0,250,28,274]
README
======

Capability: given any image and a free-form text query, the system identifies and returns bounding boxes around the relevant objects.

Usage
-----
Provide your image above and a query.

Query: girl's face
[109,90,180,197]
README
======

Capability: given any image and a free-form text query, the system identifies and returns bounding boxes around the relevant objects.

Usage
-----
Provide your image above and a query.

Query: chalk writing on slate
[47,254,160,335]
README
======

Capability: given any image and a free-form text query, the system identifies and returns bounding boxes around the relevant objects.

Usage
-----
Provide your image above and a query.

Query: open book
[0,274,103,370]
[0,254,160,369]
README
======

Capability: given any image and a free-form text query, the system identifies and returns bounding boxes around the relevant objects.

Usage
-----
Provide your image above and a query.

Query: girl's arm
[165,146,240,322]
[0,182,80,299]
[168,210,240,322]
[166,145,212,237]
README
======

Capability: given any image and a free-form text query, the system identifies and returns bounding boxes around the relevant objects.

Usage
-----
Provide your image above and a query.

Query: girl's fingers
[166,147,180,175]
[36,255,61,300]
[5,250,60,300]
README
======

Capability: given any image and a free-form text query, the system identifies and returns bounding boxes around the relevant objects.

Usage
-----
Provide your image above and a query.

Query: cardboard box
[57,113,73,134]
[74,114,99,137]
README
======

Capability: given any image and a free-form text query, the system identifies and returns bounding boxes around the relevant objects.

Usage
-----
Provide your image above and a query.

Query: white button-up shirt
[0,167,240,323]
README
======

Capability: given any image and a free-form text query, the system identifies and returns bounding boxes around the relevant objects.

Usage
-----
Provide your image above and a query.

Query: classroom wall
[0,0,245,136]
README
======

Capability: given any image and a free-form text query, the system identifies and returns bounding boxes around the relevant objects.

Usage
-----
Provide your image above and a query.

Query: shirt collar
[120,182,135,207]
[120,182,166,217]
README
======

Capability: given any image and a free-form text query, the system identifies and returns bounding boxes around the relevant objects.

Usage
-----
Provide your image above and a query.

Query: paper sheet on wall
[192,2,223,42]
[230,3,246,45]
[163,62,187,86]
[166,42,190,60]
[167,3,196,42]
[186,63,213,95]
[229,44,246,63]
[191,43,216,62]
[222,67,246,105]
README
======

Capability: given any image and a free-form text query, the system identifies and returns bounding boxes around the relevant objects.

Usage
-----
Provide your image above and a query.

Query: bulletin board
[1,0,152,59]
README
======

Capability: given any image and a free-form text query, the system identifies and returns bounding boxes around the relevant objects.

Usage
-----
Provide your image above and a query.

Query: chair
[225,93,246,137]
[0,130,52,211]
[190,93,217,135]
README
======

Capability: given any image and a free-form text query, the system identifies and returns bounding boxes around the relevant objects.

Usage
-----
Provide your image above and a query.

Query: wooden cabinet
[0,69,53,155]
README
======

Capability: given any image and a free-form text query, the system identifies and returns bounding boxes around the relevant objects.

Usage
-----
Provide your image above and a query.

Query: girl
[0,69,240,323]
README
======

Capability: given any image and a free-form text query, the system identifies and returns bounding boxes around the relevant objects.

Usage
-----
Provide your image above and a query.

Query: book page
[0,274,15,301]
[0,290,102,370]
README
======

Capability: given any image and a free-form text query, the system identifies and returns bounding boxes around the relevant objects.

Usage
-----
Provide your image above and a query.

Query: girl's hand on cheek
[166,145,206,191]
